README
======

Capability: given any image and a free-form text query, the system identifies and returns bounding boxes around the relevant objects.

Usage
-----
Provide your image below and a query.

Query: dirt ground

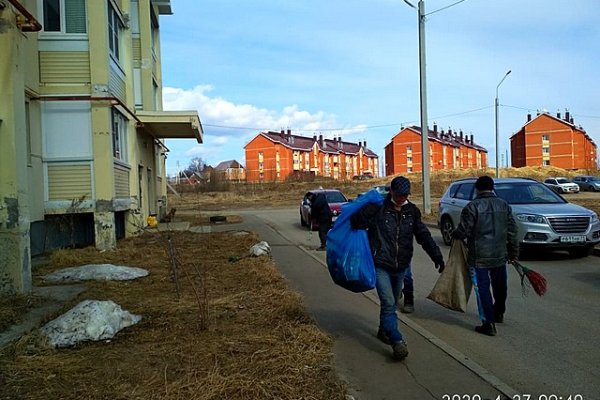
[0,231,346,400]
[170,166,600,223]
[1,166,598,399]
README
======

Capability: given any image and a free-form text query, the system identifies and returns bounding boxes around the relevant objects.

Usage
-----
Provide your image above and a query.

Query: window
[407,145,412,151]
[543,160,550,166]
[42,0,87,34]
[108,4,123,61]
[542,134,549,141]
[454,183,475,200]
[111,109,128,161]
[542,147,550,154]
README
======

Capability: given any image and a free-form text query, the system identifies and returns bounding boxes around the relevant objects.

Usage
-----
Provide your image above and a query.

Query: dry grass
[2,166,597,399]
[0,231,346,400]
[169,166,600,224]
[0,295,43,332]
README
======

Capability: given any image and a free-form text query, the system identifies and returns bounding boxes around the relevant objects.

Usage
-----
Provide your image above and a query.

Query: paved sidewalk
[212,215,512,400]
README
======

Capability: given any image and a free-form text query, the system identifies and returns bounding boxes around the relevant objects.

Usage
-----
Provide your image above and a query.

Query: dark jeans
[318,219,332,248]
[401,265,413,299]
[470,265,507,323]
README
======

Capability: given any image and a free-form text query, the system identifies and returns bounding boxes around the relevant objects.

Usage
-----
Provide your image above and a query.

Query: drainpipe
[6,0,42,32]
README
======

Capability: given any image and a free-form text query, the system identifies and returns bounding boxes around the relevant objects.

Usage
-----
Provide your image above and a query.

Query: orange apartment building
[385,125,488,175]
[510,110,598,170]
[244,130,379,182]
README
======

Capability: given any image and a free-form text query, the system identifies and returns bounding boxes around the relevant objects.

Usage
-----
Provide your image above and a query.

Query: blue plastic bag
[326,189,384,292]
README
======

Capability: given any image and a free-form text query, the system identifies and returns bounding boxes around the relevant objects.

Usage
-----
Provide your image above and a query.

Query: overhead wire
[202,104,599,134]
[203,104,494,134]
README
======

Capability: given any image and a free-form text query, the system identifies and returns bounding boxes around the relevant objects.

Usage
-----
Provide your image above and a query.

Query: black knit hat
[391,176,411,196]
[475,175,494,191]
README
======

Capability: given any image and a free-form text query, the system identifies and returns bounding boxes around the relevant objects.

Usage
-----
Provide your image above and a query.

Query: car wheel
[441,216,454,246]
[568,245,593,258]
[300,211,307,227]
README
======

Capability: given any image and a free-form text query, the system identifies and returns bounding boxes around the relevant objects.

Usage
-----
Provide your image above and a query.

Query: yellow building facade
[0,0,202,294]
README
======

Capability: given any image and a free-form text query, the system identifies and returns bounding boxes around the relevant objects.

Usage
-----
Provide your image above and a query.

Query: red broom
[511,261,547,296]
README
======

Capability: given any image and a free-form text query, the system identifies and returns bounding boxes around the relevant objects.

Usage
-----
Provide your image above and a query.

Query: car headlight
[591,213,599,223]
[516,214,547,224]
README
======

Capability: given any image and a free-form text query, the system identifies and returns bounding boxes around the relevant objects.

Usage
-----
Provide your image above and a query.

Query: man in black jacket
[310,192,333,251]
[351,176,445,360]
[452,175,518,336]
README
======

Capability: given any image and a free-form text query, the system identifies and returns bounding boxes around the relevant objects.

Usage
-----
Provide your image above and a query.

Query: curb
[297,243,519,399]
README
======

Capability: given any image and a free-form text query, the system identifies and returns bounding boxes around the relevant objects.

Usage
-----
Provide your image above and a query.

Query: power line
[202,104,495,134]
[502,104,600,119]
[426,0,468,16]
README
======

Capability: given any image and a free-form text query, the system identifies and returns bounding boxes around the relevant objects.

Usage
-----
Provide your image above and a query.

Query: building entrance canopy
[136,111,203,143]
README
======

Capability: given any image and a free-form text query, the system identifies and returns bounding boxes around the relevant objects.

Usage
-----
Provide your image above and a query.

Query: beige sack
[427,239,472,312]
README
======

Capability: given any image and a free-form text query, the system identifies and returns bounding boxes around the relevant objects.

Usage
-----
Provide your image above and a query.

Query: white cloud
[163,85,370,136]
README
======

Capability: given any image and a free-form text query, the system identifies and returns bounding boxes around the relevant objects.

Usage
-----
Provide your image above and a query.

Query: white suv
[543,177,580,194]
[437,178,599,257]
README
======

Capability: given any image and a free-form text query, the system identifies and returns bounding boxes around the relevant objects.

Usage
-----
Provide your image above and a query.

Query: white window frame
[108,3,124,62]
[38,0,87,37]
[111,108,128,162]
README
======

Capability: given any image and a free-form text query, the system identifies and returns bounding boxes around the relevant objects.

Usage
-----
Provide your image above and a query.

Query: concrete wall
[0,2,35,294]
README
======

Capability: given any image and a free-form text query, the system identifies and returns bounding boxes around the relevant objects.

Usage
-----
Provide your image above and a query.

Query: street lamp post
[495,70,511,178]
[404,0,430,214]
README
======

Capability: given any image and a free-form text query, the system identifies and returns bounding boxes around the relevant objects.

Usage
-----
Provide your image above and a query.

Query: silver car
[572,175,600,192]
[437,177,600,257]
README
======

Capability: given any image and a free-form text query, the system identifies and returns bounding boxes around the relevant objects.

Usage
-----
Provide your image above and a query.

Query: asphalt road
[208,207,600,400]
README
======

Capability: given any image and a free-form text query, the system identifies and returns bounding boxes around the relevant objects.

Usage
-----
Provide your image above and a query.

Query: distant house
[214,160,246,181]
[385,125,488,175]
[244,129,379,182]
[510,110,597,170]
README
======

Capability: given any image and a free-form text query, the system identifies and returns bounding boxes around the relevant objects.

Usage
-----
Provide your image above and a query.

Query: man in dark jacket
[310,192,333,251]
[351,176,445,360]
[452,175,518,336]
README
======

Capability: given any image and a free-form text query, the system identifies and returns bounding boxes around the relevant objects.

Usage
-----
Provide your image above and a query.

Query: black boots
[475,322,497,336]
[401,292,414,314]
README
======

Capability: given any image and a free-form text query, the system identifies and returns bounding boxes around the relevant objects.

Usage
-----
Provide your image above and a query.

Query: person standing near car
[452,175,519,336]
[310,192,333,251]
[351,176,445,360]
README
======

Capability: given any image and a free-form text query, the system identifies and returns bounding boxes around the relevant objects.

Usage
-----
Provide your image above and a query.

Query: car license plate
[560,235,586,243]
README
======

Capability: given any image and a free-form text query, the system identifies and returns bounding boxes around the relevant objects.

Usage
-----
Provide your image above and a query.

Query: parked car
[357,185,390,198]
[437,177,600,257]
[543,177,580,194]
[300,189,349,230]
[572,175,600,192]
[352,173,374,181]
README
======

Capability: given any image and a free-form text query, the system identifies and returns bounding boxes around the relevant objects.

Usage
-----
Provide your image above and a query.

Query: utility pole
[418,0,430,214]
[495,70,511,178]
[404,0,430,214]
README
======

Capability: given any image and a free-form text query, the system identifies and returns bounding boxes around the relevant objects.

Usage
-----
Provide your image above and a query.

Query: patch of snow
[249,241,271,257]
[42,264,148,282]
[40,300,142,348]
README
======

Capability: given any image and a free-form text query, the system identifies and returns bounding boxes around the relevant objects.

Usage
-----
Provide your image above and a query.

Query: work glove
[434,259,445,274]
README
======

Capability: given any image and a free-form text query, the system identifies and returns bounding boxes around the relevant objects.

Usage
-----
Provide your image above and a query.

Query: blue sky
[160,0,600,176]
